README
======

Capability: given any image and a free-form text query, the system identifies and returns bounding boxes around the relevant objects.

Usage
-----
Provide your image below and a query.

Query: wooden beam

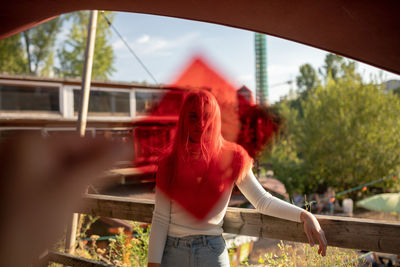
[79,194,154,223]
[77,194,400,254]
[44,251,113,266]
[223,207,400,254]
[110,165,157,177]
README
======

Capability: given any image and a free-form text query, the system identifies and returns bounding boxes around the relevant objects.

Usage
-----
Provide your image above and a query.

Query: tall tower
[255,33,268,106]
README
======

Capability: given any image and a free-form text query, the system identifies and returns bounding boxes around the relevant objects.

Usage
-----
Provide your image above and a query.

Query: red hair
[171,89,223,165]
[156,90,253,219]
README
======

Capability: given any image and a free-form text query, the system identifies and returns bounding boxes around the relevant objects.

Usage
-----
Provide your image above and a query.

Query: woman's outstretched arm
[236,169,327,256]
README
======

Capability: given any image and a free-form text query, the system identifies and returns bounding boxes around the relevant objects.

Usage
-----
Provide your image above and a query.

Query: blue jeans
[161,235,230,267]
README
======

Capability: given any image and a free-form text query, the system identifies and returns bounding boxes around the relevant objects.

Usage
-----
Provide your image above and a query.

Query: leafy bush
[258,241,365,267]
[74,219,150,267]
[265,57,400,200]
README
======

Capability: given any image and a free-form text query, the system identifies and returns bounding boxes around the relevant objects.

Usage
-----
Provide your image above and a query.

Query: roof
[0,73,157,90]
[0,1,399,75]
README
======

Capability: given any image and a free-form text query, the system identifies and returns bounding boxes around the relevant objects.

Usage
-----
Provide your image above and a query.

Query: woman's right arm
[147,163,171,266]
[236,169,327,256]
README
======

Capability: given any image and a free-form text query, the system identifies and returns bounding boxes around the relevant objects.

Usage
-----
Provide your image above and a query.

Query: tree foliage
[393,86,400,97]
[267,102,308,194]
[0,33,27,74]
[0,17,62,76]
[0,12,115,78]
[22,17,63,75]
[297,77,400,195]
[296,64,319,94]
[319,53,344,82]
[267,54,400,199]
[57,11,115,80]
[319,53,361,83]
[292,63,320,118]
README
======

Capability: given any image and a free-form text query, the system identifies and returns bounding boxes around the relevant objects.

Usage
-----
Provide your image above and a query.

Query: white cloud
[237,74,253,83]
[136,34,150,44]
[112,32,201,58]
[268,64,298,76]
[140,32,200,56]
[112,39,125,50]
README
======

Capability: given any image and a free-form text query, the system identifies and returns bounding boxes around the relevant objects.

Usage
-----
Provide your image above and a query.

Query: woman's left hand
[300,211,327,256]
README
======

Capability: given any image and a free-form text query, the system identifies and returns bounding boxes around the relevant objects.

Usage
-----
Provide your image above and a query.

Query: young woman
[148,90,327,267]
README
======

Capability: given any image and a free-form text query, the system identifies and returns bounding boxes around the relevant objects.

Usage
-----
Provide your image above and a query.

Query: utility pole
[77,10,98,137]
[65,10,98,254]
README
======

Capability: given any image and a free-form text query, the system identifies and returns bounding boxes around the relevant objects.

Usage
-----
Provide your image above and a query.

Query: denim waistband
[166,235,222,248]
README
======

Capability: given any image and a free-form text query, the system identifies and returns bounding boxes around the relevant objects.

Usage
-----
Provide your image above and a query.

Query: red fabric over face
[171,56,241,143]
[156,141,251,220]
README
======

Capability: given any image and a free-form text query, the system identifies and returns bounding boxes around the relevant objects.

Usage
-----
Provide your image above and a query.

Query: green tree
[0,33,27,74]
[296,64,319,94]
[267,59,400,199]
[22,17,63,76]
[291,63,320,118]
[57,11,115,80]
[319,53,362,83]
[392,86,400,97]
[295,76,400,196]
[319,53,344,81]
[265,102,308,196]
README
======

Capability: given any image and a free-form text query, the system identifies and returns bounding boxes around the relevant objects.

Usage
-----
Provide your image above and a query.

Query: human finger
[305,227,315,247]
[315,229,327,256]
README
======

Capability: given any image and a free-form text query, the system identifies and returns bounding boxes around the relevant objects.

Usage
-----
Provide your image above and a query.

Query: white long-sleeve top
[148,169,304,263]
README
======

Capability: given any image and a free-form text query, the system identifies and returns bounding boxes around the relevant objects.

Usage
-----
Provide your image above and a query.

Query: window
[0,84,59,112]
[135,90,183,116]
[73,89,130,116]
[135,91,165,116]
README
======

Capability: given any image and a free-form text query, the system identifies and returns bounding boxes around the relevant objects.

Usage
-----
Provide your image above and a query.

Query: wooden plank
[44,251,113,266]
[79,194,154,223]
[223,207,400,254]
[78,194,400,254]
[109,165,157,177]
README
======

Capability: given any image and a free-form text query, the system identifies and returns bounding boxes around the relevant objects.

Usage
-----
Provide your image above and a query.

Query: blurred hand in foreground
[0,133,131,266]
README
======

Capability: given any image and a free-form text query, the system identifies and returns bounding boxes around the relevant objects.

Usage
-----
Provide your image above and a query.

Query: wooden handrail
[77,194,400,254]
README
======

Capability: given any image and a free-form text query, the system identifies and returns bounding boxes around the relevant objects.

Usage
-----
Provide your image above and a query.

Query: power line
[100,11,159,85]
[269,80,293,88]
[302,173,398,207]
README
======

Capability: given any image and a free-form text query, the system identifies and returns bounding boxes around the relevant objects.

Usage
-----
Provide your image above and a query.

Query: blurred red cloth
[156,141,251,220]
[135,55,279,219]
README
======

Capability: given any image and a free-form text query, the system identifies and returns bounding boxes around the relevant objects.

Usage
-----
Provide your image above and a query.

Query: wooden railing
[45,194,400,266]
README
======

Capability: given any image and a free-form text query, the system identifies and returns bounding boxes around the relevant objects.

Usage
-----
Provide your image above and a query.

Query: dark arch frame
[0,0,399,75]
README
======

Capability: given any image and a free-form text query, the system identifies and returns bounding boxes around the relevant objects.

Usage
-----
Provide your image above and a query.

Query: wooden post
[65,10,98,254]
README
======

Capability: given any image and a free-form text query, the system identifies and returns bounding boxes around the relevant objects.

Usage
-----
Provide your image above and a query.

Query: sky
[75,11,400,103]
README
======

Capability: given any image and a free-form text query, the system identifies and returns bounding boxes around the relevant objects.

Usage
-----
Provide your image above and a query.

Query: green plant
[75,220,150,266]
[259,241,364,267]
[79,215,99,240]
